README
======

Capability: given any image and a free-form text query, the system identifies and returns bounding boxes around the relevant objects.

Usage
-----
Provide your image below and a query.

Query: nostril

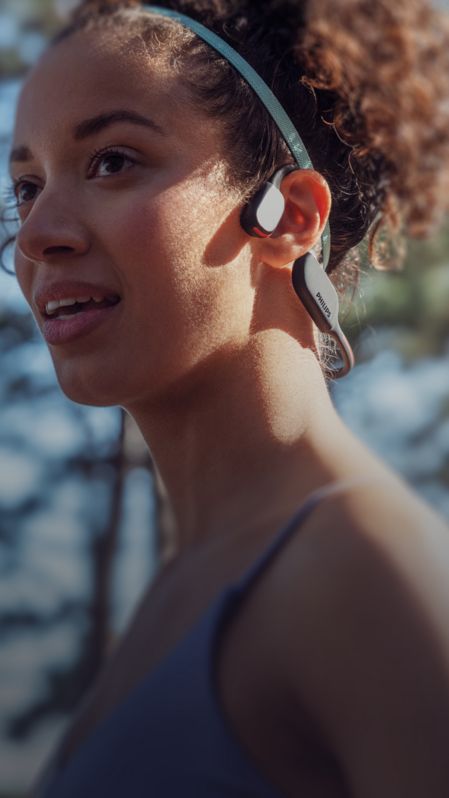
[43,246,76,255]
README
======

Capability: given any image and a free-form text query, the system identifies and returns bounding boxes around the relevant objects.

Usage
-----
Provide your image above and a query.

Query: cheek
[110,187,236,384]
[112,185,222,316]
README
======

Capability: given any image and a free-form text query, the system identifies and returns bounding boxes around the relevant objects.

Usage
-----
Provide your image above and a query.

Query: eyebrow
[9,109,165,165]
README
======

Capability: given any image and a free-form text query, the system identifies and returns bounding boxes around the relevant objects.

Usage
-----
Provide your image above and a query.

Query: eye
[6,179,39,208]
[88,146,137,178]
[6,147,138,212]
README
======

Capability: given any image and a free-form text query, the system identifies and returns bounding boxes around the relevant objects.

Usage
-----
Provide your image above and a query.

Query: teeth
[45,296,105,315]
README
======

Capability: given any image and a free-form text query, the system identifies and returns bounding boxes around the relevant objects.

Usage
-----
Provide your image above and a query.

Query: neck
[125,329,361,553]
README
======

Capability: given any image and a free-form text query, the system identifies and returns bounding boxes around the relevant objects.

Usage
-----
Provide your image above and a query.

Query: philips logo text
[316,292,331,318]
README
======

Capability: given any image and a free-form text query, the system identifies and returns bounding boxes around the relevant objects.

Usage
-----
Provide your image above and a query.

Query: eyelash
[6,146,138,209]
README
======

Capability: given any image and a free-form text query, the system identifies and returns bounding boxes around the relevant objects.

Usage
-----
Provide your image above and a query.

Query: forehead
[12,28,201,150]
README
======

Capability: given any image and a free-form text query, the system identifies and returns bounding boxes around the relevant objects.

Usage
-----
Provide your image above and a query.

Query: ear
[250,169,332,269]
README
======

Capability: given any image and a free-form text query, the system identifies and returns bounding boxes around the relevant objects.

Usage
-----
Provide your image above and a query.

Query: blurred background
[0,0,448,795]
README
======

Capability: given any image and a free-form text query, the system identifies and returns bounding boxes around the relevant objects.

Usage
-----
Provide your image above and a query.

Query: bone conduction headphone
[144,5,355,378]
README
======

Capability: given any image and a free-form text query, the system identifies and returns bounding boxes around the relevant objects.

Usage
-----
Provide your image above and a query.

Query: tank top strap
[232,474,389,597]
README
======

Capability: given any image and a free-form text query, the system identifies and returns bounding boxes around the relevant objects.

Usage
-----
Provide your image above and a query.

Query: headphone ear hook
[292,253,355,379]
[241,169,355,379]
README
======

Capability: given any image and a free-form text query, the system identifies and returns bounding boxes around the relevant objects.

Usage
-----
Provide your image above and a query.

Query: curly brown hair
[3,0,449,301]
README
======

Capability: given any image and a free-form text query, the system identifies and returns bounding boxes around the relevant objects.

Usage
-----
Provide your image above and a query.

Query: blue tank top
[37,477,375,798]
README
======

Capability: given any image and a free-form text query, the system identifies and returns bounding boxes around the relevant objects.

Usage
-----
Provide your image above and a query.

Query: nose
[15,190,90,263]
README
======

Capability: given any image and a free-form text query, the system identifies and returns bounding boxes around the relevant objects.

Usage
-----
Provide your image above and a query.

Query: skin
[10,22,449,798]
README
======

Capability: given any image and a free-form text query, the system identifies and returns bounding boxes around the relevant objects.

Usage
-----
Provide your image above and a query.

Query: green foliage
[345,223,449,359]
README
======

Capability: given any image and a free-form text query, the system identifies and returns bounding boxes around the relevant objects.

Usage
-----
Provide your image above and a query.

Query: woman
[6,0,449,795]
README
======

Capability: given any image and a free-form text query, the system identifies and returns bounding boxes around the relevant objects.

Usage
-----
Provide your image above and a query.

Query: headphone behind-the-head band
[144,5,355,379]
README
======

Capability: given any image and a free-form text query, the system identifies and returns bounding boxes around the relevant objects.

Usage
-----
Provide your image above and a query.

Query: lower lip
[42,302,122,345]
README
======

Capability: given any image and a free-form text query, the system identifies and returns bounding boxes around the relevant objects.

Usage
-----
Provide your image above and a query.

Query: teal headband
[143,5,331,271]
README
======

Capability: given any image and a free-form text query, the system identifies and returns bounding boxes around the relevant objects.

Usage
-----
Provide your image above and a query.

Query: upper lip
[34,280,122,316]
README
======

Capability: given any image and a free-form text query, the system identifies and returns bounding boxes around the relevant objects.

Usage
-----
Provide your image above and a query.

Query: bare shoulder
[273,476,449,797]
[295,472,449,593]
[276,473,449,622]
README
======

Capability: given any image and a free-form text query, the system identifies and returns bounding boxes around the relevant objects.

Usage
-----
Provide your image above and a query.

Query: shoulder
[271,476,449,796]
[274,472,449,616]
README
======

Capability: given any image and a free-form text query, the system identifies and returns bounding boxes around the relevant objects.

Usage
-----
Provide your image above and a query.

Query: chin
[52,359,126,407]
[57,378,118,407]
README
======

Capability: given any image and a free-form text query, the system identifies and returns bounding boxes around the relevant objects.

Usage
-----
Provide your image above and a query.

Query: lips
[33,279,123,346]
[41,300,123,346]
[34,280,122,317]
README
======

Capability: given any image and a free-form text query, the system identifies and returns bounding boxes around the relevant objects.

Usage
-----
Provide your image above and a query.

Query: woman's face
[10,28,252,409]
